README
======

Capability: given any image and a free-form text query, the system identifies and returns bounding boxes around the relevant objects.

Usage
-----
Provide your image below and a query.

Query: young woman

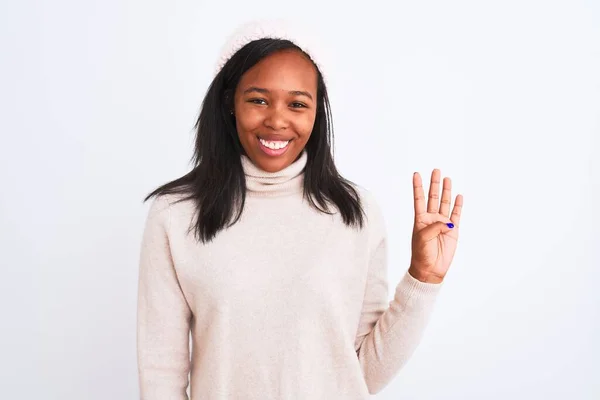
[136,20,464,400]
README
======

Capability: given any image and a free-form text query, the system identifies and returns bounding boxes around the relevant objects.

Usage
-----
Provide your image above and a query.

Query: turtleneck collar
[240,150,307,197]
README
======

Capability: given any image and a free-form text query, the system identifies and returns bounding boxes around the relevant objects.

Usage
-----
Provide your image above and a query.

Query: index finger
[413,172,426,216]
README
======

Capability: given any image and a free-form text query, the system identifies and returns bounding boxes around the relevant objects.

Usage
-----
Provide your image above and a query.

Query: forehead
[238,50,317,90]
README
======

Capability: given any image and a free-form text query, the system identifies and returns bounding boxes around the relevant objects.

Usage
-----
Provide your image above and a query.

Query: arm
[137,196,192,400]
[354,191,443,395]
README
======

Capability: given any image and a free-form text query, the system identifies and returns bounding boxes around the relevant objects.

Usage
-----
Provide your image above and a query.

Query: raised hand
[408,169,463,284]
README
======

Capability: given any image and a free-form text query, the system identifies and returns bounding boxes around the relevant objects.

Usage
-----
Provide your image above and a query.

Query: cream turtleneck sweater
[136,150,443,399]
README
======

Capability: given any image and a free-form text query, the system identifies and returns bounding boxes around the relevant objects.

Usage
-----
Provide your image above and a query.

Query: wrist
[408,265,444,284]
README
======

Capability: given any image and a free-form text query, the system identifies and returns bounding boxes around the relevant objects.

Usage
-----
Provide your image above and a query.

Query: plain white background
[1,0,598,399]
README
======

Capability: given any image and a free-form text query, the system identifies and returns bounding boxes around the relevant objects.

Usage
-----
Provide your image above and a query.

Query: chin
[255,156,291,173]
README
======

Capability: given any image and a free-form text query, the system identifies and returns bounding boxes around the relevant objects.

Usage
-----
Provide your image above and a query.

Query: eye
[248,98,267,105]
[290,102,307,108]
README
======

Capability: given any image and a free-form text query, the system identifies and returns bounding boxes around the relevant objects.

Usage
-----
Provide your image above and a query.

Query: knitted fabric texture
[213,18,329,82]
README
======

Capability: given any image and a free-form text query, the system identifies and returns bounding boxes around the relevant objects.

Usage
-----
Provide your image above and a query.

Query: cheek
[297,113,315,140]
[294,112,317,138]
[235,109,263,135]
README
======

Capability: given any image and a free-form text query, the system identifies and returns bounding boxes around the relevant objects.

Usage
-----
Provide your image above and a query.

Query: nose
[263,104,289,131]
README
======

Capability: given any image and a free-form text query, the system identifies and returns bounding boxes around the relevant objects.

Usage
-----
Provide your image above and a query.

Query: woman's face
[233,49,318,173]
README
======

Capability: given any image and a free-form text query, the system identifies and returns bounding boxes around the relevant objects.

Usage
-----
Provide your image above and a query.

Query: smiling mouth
[257,137,292,147]
[257,137,292,156]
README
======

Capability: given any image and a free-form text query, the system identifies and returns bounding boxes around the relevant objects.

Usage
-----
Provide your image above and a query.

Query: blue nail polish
[446,223,454,228]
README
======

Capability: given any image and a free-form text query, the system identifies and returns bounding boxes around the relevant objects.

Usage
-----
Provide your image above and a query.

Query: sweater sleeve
[354,189,443,395]
[137,195,192,400]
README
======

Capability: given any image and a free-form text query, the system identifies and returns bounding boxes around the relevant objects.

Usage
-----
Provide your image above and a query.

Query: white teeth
[259,138,290,150]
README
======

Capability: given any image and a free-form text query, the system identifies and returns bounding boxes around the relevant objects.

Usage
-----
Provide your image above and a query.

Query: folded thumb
[419,221,454,242]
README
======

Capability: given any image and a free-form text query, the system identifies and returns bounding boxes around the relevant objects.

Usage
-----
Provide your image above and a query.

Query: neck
[240,150,308,197]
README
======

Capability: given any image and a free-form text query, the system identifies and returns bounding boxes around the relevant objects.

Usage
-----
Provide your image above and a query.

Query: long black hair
[144,38,365,243]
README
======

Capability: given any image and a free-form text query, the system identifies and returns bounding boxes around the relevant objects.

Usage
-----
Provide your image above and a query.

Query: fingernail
[446,223,454,228]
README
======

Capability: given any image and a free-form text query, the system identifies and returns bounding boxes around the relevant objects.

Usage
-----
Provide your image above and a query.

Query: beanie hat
[213,18,329,83]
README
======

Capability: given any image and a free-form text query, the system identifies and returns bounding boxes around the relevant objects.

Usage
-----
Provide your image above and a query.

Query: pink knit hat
[213,18,329,83]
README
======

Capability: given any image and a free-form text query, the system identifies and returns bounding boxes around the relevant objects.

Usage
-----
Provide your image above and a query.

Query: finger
[450,194,464,227]
[417,221,454,242]
[427,169,441,214]
[439,177,452,218]
[413,172,426,216]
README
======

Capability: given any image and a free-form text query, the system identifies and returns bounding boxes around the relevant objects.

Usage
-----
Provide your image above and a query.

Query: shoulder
[350,183,387,241]
[142,196,170,234]
[145,192,189,223]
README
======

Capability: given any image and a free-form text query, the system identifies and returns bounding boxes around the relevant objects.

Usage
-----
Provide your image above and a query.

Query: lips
[257,134,293,142]
[257,136,291,157]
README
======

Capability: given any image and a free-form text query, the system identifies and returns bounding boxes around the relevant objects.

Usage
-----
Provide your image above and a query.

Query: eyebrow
[243,86,313,101]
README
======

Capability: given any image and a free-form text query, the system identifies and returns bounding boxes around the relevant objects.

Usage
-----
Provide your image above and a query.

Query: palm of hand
[409,169,463,284]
